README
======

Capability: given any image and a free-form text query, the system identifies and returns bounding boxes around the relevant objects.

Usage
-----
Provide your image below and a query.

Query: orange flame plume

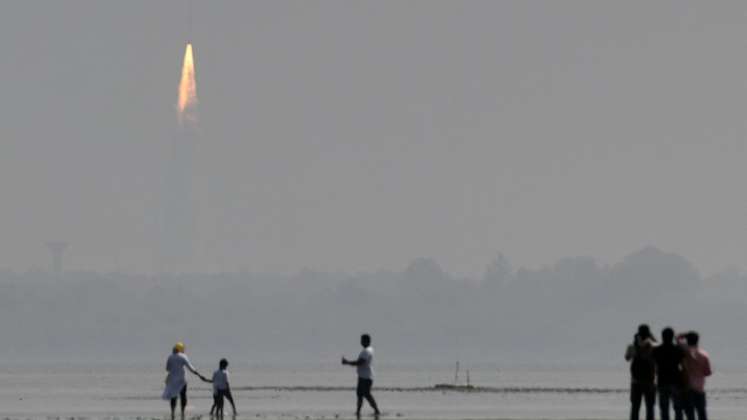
[177,43,197,124]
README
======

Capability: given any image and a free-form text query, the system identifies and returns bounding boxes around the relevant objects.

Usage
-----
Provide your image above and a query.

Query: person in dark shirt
[625,324,657,420]
[652,327,686,420]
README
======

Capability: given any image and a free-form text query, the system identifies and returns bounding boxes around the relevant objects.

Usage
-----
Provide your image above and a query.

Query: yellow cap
[174,342,185,352]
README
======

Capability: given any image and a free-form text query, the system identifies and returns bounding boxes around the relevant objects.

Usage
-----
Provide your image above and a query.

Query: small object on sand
[435,361,475,391]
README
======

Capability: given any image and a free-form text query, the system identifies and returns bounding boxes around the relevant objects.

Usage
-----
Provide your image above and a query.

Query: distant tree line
[0,246,745,366]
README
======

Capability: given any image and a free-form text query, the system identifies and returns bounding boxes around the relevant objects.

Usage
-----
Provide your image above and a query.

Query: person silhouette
[652,327,686,420]
[679,331,712,420]
[207,358,237,418]
[625,324,657,420]
[342,334,381,418]
[162,342,207,419]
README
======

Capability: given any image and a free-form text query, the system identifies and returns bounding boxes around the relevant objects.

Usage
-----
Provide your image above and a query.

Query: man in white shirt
[342,334,381,417]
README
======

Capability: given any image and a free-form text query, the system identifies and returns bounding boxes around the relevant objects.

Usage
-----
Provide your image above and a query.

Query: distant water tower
[45,241,68,275]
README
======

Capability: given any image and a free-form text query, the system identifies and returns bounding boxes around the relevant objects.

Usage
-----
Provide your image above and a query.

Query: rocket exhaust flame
[160,42,198,272]
[177,43,197,124]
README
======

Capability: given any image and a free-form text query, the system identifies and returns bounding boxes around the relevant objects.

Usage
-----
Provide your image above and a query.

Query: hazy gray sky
[2,1,746,275]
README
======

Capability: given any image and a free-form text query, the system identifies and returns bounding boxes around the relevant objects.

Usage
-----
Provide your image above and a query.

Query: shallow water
[0,364,744,419]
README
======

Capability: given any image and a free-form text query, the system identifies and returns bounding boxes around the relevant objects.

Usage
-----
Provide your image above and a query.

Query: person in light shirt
[678,331,712,420]
[162,342,207,419]
[207,358,237,418]
[342,333,381,417]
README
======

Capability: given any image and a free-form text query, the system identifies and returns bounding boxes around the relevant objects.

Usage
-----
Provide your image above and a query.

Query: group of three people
[162,334,380,419]
[625,324,712,420]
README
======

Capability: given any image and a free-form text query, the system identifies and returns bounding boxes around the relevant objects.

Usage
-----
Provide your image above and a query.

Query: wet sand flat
[0,365,745,420]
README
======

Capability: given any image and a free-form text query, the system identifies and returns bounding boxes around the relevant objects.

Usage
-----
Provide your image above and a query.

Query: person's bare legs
[179,386,187,419]
[170,398,177,420]
[364,393,380,415]
[225,390,237,415]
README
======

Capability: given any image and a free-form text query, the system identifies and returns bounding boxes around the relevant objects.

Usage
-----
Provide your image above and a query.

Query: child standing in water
[207,358,237,417]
